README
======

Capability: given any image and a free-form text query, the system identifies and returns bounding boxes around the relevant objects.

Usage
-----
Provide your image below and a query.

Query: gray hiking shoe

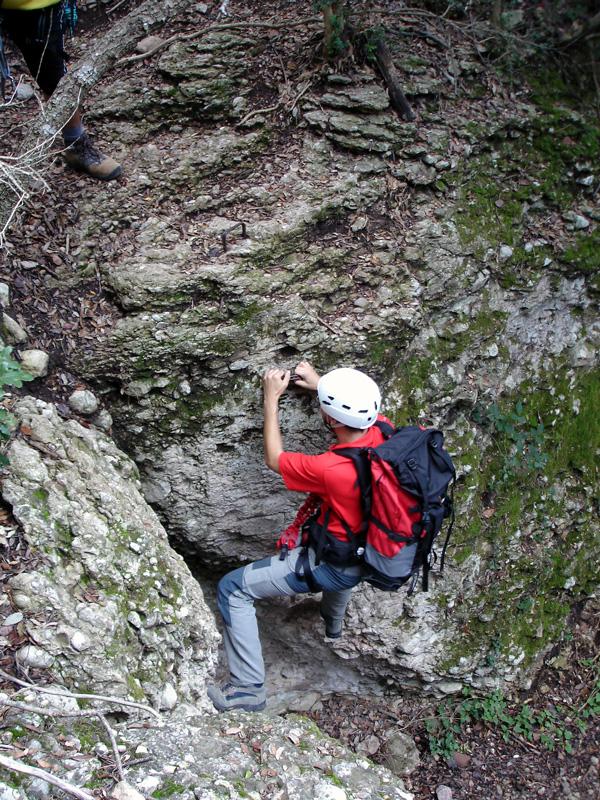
[207,682,266,712]
[63,133,122,181]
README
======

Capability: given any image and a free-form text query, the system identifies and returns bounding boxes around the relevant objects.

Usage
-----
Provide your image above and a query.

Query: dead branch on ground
[0,667,161,718]
[0,756,96,800]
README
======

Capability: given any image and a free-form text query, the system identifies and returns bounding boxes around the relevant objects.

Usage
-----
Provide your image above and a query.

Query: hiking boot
[63,133,122,181]
[320,611,343,639]
[207,682,266,713]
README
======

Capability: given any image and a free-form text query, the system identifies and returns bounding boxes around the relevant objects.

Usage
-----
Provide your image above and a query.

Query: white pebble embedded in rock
[70,631,89,651]
[499,245,513,260]
[136,35,164,55]
[158,682,178,710]
[16,644,54,669]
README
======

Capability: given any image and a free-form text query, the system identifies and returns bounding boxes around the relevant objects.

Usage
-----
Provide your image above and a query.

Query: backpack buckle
[407,458,417,470]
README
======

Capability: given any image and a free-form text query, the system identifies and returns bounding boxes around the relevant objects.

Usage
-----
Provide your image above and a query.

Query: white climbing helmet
[317,367,381,429]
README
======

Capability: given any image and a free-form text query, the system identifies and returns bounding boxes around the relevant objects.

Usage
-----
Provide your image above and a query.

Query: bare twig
[238,103,280,127]
[316,314,339,336]
[0,756,95,800]
[1,698,125,778]
[107,0,132,14]
[97,714,125,781]
[289,80,313,113]
[236,79,312,127]
[0,668,161,718]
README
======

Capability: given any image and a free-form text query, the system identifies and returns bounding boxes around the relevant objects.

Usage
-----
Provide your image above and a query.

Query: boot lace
[72,133,103,165]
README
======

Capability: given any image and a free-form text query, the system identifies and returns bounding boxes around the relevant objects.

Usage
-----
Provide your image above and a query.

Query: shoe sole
[64,161,123,181]
[211,700,266,712]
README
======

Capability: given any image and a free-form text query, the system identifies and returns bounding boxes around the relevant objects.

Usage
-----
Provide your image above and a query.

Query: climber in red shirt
[207,361,385,713]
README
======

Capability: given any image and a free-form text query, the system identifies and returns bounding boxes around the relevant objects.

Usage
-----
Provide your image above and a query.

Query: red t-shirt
[278,415,392,540]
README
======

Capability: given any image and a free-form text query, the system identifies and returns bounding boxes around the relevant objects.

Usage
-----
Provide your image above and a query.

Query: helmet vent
[322,400,331,406]
[358,408,368,413]
[342,404,351,410]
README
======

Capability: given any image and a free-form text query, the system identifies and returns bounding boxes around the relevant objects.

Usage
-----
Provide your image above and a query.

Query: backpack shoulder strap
[333,446,372,536]
[374,419,395,439]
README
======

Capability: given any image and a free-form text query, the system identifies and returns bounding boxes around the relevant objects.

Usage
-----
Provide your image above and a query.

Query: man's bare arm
[263,368,290,473]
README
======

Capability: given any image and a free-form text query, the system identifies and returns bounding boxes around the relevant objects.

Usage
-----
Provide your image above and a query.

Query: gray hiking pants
[216,546,364,686]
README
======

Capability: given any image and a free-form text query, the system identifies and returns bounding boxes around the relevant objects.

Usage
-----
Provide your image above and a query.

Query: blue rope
[0,26,16,101]
[64,0,78,37]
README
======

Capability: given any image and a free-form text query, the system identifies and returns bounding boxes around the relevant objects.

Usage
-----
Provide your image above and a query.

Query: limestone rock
[15,82,35,101]
[1,313,28,344]
[136,35,164,55]
[93,408,113,431]
[19,349,48,377]
[383,731,421,776]
[68,389,99,415]
[70,37,599,703]
[16,644,54,669]
[2,398,220,709]
[111,782,145,800]
[0,282,10,307]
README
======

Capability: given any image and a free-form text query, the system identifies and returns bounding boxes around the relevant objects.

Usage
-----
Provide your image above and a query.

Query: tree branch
[0,755,96,800]
[0,668,161,718]
[1,697,125,779]
[374,38,416,121]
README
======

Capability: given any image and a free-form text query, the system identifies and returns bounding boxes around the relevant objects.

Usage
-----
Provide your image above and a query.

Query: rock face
[2,398,219,710]
[0,697,414,800]
[64,8,599,698]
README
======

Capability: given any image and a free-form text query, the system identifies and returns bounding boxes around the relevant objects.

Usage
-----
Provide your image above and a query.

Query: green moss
[440,369,599,673]
[32,487,49,504]
[126,673,147,702]
[54,520,74,551]
[70,719,102,750]
[231,300,263,326]
[452,76,600,287]
[326,772,345,788]
[561,228,600,274]
[152,781,186,799]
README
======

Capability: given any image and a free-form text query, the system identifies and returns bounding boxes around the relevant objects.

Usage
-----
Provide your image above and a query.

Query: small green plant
[473,400,548,480]
[425,704,462,759]
[0,345,33,464]
[425,683,599,758]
